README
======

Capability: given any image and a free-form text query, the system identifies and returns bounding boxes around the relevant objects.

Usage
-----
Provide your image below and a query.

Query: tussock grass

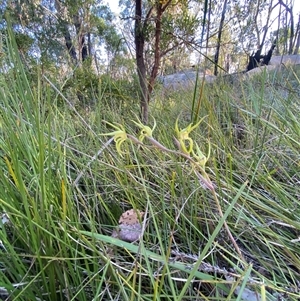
[0,29,299,300]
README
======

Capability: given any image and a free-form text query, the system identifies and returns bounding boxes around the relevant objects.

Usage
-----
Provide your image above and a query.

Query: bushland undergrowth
[0,29,299,301]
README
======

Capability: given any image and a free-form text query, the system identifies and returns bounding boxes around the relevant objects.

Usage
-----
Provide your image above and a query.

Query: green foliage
[98,74,139,105]
[1,0,124,68]
[62,66,139,110]
[94,14,124,54]
[63,63,99,105]
[14,32,34,53]
[0,21,300,301]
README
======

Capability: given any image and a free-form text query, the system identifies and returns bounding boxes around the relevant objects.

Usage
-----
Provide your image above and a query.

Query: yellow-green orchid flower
[175,117,204,155]
[130,117,171,151]
[101,121,128,155]
[192,141,211,167]
[132,117,156,142]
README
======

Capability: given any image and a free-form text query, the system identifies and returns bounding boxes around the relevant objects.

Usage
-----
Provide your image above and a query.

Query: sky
[106,0,120,15]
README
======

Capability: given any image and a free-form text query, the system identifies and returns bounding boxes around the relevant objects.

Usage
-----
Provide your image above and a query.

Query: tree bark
[87,32,92,57]
[246,49,262,71]
[64,26,78,63]
[213,0,228,76]
[253,0,262,49]
[278,0,294,54]
[147,3,162,102]
[81,35,88,61]
[293,15,300,54]
[259,0,275,50]
[54,0,77,63]
[73,13,85,62]
[135,0,148,123]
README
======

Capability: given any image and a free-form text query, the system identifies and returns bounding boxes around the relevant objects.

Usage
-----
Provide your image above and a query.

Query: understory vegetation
[0,31,299,301]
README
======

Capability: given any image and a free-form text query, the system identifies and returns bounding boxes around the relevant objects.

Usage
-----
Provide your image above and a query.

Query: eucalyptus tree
[1,0,123,71]
[121,0,200,123]
[230,0,300,68]
[0,0,127,105]
[213,0,229,75]
[195,0,240,74]
[275,0,299,54]
[210,0,281,72]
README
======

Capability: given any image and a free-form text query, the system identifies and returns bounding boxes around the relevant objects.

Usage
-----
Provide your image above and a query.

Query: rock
[158,70,216,89]
[245,64,277,76]
[269,54,300,66]
[157,55,300,89]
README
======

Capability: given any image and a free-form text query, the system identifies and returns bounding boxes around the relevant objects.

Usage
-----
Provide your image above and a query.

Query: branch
[160,32,196,57]
[161,0,173,13]
[160,40,186,57]
[143,6,154,30]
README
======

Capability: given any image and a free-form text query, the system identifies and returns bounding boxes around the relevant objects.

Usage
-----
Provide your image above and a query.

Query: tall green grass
[0,28,299,300]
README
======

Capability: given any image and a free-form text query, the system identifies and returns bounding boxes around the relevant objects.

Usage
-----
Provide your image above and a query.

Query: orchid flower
[101,121,128,155]
[132,117,156,142]
[192,141,211,168]
[175,117,204,155]
[131,117,172,151]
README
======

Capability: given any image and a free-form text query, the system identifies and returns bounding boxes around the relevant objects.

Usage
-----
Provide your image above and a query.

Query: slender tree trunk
[293,15,300,54]
[64,27,78,63]
[73,14,84,62]
[259,0,274,50]
[134,0,171,123]
[81,35,88,61]
[278,0,294,54]
[254,0,262,49]
[135,0,148,123]
[55,0,77,64]
[213,0,228,76]
[147,3,163,102]
[87,32,92,57]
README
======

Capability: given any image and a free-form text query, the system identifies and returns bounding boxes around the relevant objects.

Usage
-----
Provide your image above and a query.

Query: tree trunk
[262,39,276,65]
[213,0,228,76]
[73,13,84,62]
[147,3,163,102]
[135,0,148,123]
[253,0,262,49]
[64,26,78,63]
[259,0,274,50]
[246,49,262,71]
[87,32,92,57]
[278,0,294,54]
[54,0,77,64]
[293,15,300,54]
[81,35,88,61]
